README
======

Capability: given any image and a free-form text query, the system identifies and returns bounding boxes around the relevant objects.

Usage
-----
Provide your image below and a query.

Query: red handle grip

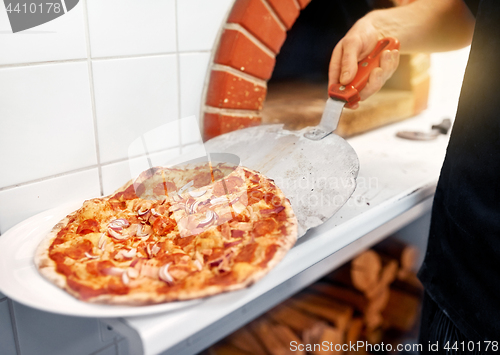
[329,37,400,105]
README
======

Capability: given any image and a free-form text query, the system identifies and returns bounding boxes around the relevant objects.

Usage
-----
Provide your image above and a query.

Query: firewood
[268,304,326,336]
[364,310,383,331]
[351,250,382,292]
[393,272,424,297]
[311,326,344,355]
[345,318,364,344]
[272,324,305,355]
[302,322,328,345]
[227,326,267,355]
[365,327,384,345]
[373,237,418,273]
[310,283,369,313]
[382,288,421,332]
[379,255,398,286]
[250,319,292,355]
[289,293,353,330]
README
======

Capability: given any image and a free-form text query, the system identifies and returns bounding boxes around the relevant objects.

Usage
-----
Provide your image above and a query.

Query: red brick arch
[202,0,312,140]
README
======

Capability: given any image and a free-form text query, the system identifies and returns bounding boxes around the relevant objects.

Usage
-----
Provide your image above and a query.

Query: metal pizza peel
[205,38,399,238]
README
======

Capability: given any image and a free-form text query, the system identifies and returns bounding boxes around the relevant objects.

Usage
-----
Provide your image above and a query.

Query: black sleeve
[463,0,481,17]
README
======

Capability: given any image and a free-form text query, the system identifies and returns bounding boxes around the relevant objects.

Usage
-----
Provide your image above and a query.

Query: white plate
[0,201,202,317]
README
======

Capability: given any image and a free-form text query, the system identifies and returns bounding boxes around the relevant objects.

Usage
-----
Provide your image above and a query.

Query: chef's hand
[328,18,400,110]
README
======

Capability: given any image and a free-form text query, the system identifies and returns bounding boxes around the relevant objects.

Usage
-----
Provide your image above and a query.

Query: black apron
[418,0,500,341]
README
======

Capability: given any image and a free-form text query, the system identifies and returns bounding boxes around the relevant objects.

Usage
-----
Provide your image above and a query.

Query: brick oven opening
[262,0,430,137]
[203,0,429,140]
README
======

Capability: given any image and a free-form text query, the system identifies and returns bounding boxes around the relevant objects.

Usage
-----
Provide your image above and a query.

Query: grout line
[261,0,287,31]
[205,106,261,116]
[174,0,184,154]
[212,64,267,87]
[0,51,211,70]
[82,0,104,196]
[7,299,21,355]
[0,165,100,192]
[224,23,275,58]
[0,58,86,69]
[0,146,192,192]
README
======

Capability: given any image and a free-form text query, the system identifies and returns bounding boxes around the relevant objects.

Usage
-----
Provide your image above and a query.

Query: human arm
[329,0,476,109]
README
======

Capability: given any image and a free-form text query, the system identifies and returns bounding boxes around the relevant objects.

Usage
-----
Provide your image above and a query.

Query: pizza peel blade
[204,38,399,238]
[205,124,359,238]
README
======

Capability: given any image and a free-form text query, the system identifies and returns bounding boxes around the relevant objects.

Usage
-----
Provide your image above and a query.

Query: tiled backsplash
[0,0,234,235]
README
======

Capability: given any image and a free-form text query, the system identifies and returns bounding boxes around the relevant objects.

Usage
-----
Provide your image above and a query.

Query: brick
[297,0,312,9]
[204,112,261,140]
[205,70,267,111]
[228,0,286,54]
[267,0,300,29]
[215,29,276,80]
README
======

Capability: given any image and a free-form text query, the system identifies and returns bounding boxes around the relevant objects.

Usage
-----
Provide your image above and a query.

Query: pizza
[35,162,297,305]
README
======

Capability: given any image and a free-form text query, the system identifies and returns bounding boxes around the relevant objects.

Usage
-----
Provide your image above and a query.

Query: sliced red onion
[103,267,124,276]
[121,248,136,258]
[150,208,161,217]
[136,225,151,238]
[210,197,227,206]
[108,218,130,231]
[151,243,161,256]
[126,267,139,279]
[189,188,207,198]
[169,203,184,212]
[159,263,173,284]
[178,181,194,195]
[189,200,200,214]
[108,228,130,240]
[194,260,202,271]
[137,207,150,216]
[146,244,152,258]
[260,206,285,215]
[197,211,217,228]
[84,252,99,259]
[98,233,107,250]
[122,271,130,285]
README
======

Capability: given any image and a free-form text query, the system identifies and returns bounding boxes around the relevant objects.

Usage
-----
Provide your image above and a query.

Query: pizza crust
[34,165,298,306]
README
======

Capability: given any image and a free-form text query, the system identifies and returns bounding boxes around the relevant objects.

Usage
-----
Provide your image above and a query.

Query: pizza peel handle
[329,37,400,108]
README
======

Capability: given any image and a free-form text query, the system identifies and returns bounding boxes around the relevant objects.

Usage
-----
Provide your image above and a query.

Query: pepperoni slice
[86,260,115,276]
[152,217,176,235]
[224,176,244,194]
[175,235,195,248]
[153,181,176,196]
[263,193,281,207]
[76,219,99,235]
[259,244,278,268]
[231,230,244,239]
[64,239,93,260]
[248,189,264,205]
[213,182,226,197]
[235,243,258,263]
[254,218,277,236]
[194,172,212,188]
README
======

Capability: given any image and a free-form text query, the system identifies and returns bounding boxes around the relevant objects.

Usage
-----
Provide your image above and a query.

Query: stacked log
[207,238,423,355]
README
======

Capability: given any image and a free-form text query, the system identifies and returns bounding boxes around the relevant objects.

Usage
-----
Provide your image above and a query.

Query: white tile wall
[177,0,234,52]
[0,2,87,65]
[179,52,211,118]
[0,169,100,234]
[92,55,179,164]
[86,0,177,58]
[0,0,234,352]
[0,62,97,188]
